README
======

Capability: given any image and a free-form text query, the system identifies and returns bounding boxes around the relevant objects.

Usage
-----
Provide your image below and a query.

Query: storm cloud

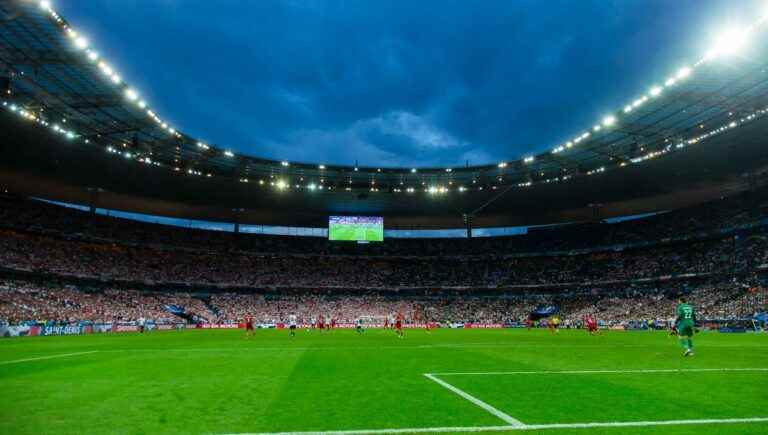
[58,0,760,166]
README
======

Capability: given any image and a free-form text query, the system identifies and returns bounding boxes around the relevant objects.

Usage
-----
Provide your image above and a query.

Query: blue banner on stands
[533,305,559,316]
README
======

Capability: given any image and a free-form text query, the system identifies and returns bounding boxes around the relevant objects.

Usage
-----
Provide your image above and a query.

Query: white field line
[428,368,768,376]
[422,374,524,427]
[219,426,517,435]
[221,417,768,434]
[0,350,99,365]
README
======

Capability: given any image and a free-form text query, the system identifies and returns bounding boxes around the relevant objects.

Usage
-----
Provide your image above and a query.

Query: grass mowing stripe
[0,350,98,365]
[423,374,525,427]
[430,368,768,376]
[222,417,768,434]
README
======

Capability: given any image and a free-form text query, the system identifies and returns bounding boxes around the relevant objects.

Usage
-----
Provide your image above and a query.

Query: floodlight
[75,36,88,49]
[676,67,691,79]
[711,29,747,57]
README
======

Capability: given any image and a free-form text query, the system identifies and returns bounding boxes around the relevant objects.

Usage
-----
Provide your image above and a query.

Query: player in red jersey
[244,315,255,338]
[394,313,404,339]
[584,315,599,335]
[330,317,336,330]
[317,315,325,333]
[383,316,389,329]
[524,317,533,331]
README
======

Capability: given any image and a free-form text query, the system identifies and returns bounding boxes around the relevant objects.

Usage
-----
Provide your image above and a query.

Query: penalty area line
[427,367,768,376]
[422,373,525,427]
[0,350,99,365]
[221,417,768,435]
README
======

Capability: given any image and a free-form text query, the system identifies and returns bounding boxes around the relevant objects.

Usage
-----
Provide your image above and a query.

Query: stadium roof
[1,1,768,228]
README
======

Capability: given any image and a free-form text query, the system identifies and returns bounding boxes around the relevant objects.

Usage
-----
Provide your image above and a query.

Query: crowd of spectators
[1,227,766,288]
[1,279,765,327]
[0,190,766,327]
[0,280,211,324]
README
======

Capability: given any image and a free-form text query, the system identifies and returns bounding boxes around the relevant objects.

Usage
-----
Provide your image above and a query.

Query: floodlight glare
[39,1,51,10]
[124,89,138,101]
[711,29,748,57]
[98,62,113,76]
[75,36,88,50]
[676,67,691,79]
[602,115,616,127]
[650,86,662,97]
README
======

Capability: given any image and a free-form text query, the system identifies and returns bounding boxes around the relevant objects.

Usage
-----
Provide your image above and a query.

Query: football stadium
[1,1,768,434]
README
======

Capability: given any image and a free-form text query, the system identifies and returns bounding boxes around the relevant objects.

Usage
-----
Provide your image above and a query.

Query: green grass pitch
[1,329,766,434]
[329,224,383,241]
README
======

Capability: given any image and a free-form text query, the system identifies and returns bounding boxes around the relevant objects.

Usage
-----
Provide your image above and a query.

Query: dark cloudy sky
[57,0,761,167]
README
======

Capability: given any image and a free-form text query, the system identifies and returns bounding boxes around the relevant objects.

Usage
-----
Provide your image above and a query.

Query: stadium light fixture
[98,62,113,76]
[124,88,138,101]
[523,156,534,163]
[710,28,748,57]
[411,168,417,173]
[318,164,325,170]
[445,168,452,172]
[676,66,691,79]
[110,74,121,84]
[498,162,507,168]
[39,1,51,10]
[223,150,234,157]
[602,115,616,127]
[649,86,662,97]
[281,161,289,167]
[75,36,88,50]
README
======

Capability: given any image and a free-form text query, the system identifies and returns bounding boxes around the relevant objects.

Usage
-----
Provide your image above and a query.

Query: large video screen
[328,216,384,242]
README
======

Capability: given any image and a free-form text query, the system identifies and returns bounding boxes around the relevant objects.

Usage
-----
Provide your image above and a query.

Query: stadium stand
[1,190,766,327]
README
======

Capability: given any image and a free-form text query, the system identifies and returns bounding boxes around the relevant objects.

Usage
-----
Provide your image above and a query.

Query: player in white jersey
[355,317,364,334]
[288,314,297,338]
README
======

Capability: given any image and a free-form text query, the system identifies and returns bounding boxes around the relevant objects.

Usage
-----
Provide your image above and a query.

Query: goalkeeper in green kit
[675,297,696,357]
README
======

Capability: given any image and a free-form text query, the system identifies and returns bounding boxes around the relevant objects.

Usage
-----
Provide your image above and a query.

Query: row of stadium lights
[6,1,767,195]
